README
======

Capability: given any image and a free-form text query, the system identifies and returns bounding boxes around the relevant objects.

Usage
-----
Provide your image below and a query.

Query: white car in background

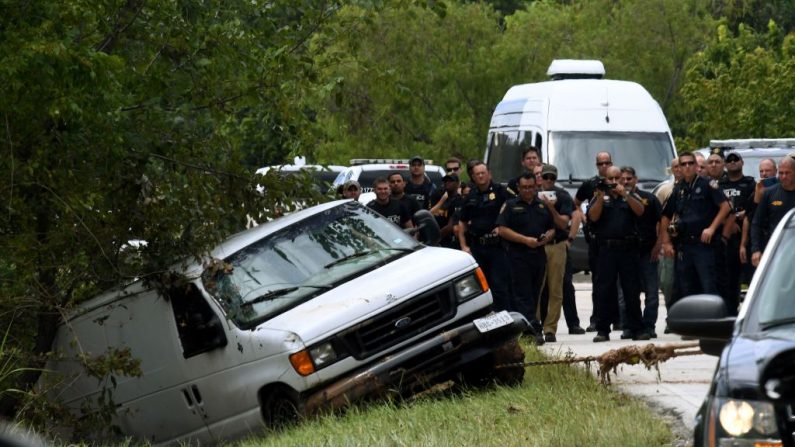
[256,157,346,194]
[333,159,445,195]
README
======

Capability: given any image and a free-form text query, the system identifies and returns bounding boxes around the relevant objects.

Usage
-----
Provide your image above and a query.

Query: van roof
[492,79,668,133]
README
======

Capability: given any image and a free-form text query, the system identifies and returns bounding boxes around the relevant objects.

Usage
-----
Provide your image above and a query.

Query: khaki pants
[538,240,567,334]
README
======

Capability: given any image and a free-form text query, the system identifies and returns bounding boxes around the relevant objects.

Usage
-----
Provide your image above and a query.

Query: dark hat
[710,147,725,159]
[442,173,460,182]
[540,164,558,177]
[409,155,424,165]
[725,152,742,162]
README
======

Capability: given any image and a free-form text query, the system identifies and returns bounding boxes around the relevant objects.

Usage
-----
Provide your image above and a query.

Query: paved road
[537,275,718,434]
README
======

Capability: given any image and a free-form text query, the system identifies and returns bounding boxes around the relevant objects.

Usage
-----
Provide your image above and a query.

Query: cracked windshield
[202,203,418,328]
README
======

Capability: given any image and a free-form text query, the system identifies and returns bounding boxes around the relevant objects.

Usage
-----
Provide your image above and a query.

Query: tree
[678,21,795,147]
[0,0,336,429]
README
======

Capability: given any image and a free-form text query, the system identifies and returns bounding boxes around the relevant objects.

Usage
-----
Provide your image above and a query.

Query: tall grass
[235,342,673,447]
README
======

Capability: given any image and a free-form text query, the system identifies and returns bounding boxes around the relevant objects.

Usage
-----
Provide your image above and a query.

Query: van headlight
[454,268,489,303]
[709,398,780,445]
[289,340,347,376]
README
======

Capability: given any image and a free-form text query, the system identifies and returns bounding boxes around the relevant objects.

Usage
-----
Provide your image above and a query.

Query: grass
[234,340,673,447]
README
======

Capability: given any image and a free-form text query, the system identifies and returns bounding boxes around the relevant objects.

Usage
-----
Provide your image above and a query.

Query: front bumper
[304,311,528,414]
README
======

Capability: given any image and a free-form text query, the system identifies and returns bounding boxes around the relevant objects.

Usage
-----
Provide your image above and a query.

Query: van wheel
[262,387,303,430]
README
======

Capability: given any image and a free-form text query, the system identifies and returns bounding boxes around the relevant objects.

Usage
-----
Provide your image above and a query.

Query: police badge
[488,192,496,200]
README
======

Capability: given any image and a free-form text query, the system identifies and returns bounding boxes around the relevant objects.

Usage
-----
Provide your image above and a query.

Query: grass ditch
[235,339,673,447]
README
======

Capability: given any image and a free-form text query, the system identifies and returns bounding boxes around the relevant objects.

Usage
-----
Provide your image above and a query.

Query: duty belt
[470,232,501,246]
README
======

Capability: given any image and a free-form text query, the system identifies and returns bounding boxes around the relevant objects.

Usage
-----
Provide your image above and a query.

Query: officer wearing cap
[660,152,731,307]
[588,166,647,342]
[429,173,463,248]
[404,156,437,210]
[457,161,515,312]
[534,164,578,341]
[342,180,361,201]
[718,151,755,312]
[497,172,555,344]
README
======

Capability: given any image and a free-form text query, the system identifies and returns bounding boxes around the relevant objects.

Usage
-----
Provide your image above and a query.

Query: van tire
[261,386,304,430]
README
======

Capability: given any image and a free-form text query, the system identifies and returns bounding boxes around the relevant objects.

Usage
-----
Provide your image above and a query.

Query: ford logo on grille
[394,316,412,329]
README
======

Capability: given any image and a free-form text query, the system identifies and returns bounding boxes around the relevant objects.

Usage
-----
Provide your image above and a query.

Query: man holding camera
[587,166,647,342]
[497,172,555,345]
[660,152,731,307]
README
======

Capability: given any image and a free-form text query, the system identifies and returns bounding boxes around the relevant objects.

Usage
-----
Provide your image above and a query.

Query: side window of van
[169,283,228,358]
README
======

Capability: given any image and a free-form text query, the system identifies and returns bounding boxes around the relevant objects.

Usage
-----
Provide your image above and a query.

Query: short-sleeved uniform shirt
[634,189,662,251]
[496,197,554,254]
[662,176,728,240]
[404,179,436,210]
[367,198,411,227]
[751,184,795,253]
[588,195,639,240]
[459,182,514,237]
[395,195,420,219]
[719,175,756,215]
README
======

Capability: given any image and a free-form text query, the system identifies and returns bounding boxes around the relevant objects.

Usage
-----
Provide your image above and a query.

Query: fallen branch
[497,342,702,385]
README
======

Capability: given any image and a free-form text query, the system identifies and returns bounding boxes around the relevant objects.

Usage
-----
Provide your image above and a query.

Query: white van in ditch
[44,200,527,445]
[485,59,677,271]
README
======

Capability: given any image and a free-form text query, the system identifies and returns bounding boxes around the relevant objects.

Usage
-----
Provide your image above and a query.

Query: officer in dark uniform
[718,152,756,313]
[497,172,555,344]
[575,151,615,332]
[751,153,795,265]
[588,166,647,342]
[457,161,515,313]
[661,152,731,307]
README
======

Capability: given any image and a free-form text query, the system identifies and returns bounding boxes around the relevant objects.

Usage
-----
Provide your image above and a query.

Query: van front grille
[340,286,455,360]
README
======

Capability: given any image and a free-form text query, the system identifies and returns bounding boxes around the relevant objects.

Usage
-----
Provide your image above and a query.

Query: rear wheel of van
[261,387,304,430]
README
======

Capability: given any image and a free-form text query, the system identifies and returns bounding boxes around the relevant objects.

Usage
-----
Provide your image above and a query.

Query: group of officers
[357,147,795,345]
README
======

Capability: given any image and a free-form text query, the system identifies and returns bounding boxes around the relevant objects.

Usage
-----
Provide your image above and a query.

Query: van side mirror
[668,294,735,356]
[412,210,441,246]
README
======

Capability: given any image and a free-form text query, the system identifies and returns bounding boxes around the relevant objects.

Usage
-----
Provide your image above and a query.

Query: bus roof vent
[547,59,605,80]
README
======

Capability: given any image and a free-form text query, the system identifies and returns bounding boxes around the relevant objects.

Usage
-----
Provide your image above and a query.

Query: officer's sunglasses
[541,174,556,181]
[680,161,695,166]
[446,166,460,172]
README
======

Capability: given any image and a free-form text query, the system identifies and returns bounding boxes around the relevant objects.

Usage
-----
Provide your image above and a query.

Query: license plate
[473,311,513,333]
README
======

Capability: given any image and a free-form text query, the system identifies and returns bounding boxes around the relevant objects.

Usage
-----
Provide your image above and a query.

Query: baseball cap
[343,180,361,190]
[409,155,424,165]
[725,152,742,162]
[540,164,558,177]
[442,173,460,182]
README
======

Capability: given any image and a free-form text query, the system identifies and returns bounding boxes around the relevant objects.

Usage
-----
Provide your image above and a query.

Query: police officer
[497,172,555,344]
[718,152,756,313]
[588,166,647,342]
[661,153,731,307]
[620,166,662,337]
[429,173,464,248]
[457,161,515,313]
[575,151,614,332]
[367,178,413,229]
[751,153,795,266]
[405,156,437,210]
[507,146,541,195]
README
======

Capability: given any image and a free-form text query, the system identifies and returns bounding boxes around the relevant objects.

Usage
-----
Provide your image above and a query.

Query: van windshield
[549,131,673,183]
[202,202,419,329]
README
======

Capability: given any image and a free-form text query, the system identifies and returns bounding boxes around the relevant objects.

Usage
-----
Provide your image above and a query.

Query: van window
[202,202,420,329]
[487,130,535,182]
[548,131,673,182]
[169,283,228,358]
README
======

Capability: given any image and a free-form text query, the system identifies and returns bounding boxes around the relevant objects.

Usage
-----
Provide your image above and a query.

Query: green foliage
[678,21,795,148]
[306,0,715,166]
[0,0,335,428]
